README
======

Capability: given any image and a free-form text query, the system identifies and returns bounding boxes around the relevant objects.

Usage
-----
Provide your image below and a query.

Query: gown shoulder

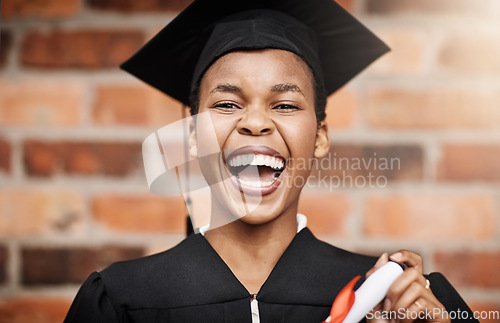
[64,271,120,323]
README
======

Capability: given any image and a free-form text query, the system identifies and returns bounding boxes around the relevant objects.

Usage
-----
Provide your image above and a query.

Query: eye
[272,104,300,112]
[213,102,241,111]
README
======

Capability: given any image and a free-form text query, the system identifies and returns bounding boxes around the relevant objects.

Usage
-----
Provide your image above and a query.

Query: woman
[64,0,477,322]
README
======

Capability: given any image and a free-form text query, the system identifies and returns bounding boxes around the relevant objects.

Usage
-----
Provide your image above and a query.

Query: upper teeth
[228,154,284,170]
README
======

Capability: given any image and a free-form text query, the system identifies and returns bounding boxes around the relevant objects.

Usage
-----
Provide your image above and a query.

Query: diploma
[323,261,404,323]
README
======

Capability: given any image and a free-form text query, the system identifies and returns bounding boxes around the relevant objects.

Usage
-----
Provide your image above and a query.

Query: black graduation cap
[121,0,389,106]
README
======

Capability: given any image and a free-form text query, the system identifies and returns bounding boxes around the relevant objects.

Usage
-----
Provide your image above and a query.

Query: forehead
[200,49,314,90]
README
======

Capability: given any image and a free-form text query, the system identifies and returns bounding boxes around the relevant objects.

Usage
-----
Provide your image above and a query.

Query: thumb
[365,253,389,278]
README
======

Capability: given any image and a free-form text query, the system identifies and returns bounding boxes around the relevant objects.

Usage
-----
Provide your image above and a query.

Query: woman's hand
[366,250,451,323]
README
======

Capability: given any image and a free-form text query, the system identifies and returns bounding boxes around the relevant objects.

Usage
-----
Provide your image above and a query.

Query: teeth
[255,155,264,165]
[244,154,253,166]
[264,155,271,166]
[229,154,284,170]
[236,177,275,187]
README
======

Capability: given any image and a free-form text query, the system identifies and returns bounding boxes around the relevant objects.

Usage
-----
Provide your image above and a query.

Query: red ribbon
[322,275,361,323]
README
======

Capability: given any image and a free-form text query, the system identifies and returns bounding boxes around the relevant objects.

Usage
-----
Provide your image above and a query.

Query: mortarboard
[120,0,389,106]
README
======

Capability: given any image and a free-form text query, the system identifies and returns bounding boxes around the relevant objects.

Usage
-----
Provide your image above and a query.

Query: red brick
[0,80,84,127]
[23,142,57,176]
[298,193,351,236]
[23,141,142,177]
[364,194,495,240]
[438,144,500,182]
[71,142,141,176]
[469,303,500,323]
[66,144,101,174]
[367,87,500,129]
[438,32,500,75]
[92,85,184,126]
[365,0,500,17]
[92,194,186,233]
[0,189,84,236]
[0,31,12,68]
[309,144,423,186]
[21,29,144,69]
[366,28,426,75]
[434,251,500,288]
[0,298,72,323]
[325,88,357,129]
[335,0,354,12]
[0,0,80,19]
[88,0,193,12]
[0,139,11,173]
[0,246,7,284]
[22,246,143,285]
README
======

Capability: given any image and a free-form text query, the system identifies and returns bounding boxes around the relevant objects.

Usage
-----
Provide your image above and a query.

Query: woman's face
[193,48,329,226]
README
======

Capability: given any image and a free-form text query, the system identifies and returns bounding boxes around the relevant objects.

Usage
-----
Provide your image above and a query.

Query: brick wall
[1,0,499,321]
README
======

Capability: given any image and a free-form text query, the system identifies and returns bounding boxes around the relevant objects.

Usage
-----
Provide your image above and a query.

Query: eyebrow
[209,83,242,95]
[208,82,304,96]
[270,83,304,97]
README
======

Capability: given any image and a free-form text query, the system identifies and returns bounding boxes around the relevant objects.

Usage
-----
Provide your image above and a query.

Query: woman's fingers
[365,250,450,322]
[382,268,449,322]
[366,253,389,278]
[390,250,423,274]
[390,278,427,311]
[383,268,426,311]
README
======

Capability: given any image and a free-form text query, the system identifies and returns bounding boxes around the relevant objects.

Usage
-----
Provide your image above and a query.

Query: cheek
[280,117,318,157]
[197,111,237,150]
[214,120,235,148]
[297,134,317,158]
[196,81,237,151]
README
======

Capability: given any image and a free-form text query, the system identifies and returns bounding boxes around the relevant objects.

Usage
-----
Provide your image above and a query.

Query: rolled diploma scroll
[342,261,404,323]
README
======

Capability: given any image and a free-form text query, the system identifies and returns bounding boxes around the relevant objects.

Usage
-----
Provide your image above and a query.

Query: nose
[237,107,275,136]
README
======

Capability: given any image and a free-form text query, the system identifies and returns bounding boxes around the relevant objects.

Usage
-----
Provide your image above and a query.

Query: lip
[224,145,287,197]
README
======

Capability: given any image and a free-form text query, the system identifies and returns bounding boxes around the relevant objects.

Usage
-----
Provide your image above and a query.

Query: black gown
[64,228,478,322]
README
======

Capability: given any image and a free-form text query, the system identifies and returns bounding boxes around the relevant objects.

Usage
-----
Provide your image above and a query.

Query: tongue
[238,165,276,183]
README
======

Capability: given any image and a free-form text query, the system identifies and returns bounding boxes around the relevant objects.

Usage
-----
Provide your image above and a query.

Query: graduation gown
[64,228,477,323]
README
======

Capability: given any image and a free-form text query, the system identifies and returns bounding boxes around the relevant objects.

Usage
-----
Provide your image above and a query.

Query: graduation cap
[121,0,389,106]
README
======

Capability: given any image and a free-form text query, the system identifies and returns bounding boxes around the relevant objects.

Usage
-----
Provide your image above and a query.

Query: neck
[204,205,298,294]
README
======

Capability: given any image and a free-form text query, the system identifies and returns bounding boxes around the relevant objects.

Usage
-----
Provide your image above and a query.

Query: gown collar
[196,221,374,307]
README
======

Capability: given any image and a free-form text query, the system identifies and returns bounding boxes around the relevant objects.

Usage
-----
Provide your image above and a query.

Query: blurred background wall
[0,0,499,322]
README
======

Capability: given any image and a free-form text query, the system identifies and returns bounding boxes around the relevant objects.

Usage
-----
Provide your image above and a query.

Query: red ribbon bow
[322,275,361,323]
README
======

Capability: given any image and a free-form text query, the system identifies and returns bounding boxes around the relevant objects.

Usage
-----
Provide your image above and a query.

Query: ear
[314,121,330,159]
[188,127,198,158]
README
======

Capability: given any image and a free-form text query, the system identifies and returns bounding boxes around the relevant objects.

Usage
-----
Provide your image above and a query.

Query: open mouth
[225,146,286,196]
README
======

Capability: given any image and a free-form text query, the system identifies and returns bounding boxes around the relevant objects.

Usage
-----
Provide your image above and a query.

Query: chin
[238,202,286,225]
[238,214,278,226]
